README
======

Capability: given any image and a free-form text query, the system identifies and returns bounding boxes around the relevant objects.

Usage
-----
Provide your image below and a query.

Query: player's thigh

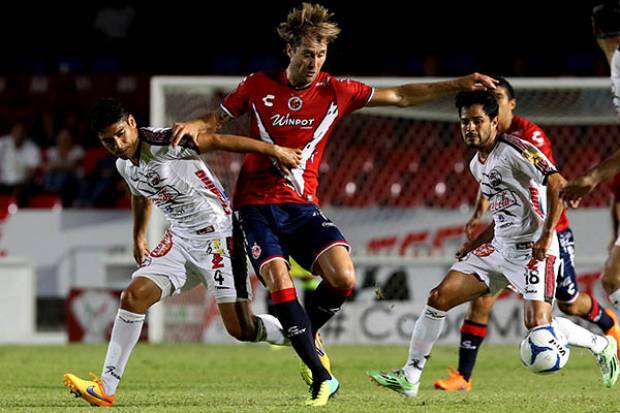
[284,204,350,274]
[555,229,579,303]
[187,234,251,304]
[602,244,620,292]
[505,253,559,305]
[428,270,490,311]
[313,245,355,290]
[132,230,190,300]
[237,206,289,287]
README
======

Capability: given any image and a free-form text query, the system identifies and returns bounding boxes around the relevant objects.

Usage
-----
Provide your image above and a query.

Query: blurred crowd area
[0,2,613,210]
[0,75,150,209]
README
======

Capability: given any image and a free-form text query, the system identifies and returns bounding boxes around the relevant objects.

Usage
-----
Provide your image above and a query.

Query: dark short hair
[494,75,515,100]
[455,90,499,120]
[90,98,129,132]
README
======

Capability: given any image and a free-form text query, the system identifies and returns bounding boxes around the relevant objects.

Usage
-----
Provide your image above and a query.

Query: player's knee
[427,287,452,312]
[602,272,620,294]
[557,301,578,315]
[524,313,549,330]
[329,266,356,290]
[120,284,156,313]
[225,323,253,342]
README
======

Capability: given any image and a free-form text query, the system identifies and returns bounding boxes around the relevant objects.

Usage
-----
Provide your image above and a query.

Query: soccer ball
[519,326,570,374]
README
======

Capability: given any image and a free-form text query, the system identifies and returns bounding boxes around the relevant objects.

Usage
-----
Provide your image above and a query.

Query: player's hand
[273,146,302,176]
[458,73,498,91]
[455,241,473,260]
[532,232,553,261]
[171,121,202,148]
[133,237,150,265]
[464,217,481,240]
[559,175,598,207]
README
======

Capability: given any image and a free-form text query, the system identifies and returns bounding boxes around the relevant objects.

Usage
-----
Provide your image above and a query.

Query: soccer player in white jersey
[63,98,301,407]
[368,90,619,397]
[561,1,620,310]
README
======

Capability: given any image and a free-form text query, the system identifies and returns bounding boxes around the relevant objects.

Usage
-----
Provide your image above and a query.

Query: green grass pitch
[0,343,615,412]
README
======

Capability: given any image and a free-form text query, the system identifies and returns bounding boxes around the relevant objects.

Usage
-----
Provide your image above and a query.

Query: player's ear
[286,43,295,59]
[510,98,517,112]
[127,114,137,128]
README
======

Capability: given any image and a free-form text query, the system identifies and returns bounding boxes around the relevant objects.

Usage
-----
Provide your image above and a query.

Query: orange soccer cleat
[604,308,620,359]
[433,368,472,391]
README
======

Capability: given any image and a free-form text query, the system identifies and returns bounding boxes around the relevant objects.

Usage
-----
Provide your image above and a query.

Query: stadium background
[0,1,617,346]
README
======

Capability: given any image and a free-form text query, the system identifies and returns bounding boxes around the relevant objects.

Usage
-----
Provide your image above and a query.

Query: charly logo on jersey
[271,113,315,127]
[488,169,502,187]
[287,96,303,111]
[262,94,275,107]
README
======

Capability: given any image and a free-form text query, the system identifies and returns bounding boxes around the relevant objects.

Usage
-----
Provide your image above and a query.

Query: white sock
[255,314,287,345]
[402,305,446,384]
[554,317,608,354]
[101,309,145,395]
[609,289,620,310]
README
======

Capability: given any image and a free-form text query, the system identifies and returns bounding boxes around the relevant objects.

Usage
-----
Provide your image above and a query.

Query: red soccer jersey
[222,70,373,209]
[507,115,569,232]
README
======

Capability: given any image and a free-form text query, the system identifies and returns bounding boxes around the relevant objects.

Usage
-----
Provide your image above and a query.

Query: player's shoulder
[115,157,129,173]
[139,127,172,146]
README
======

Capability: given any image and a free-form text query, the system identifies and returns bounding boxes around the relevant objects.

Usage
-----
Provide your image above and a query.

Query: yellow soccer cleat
[433,368,472,391]
[63,373,115,407]
[304,376,339,407]
[300,332,332,385]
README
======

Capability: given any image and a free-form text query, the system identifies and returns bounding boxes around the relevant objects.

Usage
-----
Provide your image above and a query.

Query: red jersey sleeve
[521,124,556,164]
[331,78,373,116]
[221,74,255,118]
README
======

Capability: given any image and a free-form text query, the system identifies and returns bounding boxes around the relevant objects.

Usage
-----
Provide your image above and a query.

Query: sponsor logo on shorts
[150,231,173,257]
[251,242,261,259]
[322,222,336,228]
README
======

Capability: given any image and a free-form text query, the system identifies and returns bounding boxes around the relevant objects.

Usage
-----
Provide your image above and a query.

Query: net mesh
[150,76,619,342]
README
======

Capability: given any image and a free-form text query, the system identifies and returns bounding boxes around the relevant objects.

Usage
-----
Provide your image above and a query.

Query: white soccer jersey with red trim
[116,127,232,238]
[469,134,558,254]
[221,70,373,208]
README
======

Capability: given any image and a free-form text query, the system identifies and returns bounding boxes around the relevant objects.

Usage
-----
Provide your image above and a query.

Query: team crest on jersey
[147,170,161,187]
[489,189,518,213]
[251,242,262,259]
[288,96,303,111]
[488,169,502,187]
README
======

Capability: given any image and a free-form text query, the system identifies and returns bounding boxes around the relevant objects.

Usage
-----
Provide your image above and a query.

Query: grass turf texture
[0,343,614,412]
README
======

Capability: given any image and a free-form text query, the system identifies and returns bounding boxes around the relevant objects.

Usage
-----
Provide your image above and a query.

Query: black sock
[582,293,614,332]
[272,288,330,382]
[458,320,487,381]
[308,281,352,337]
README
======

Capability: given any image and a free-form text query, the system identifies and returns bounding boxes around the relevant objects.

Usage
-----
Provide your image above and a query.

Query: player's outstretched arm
[171,108,232,148]
[368,73,497,107]
[561,148,620,206]
[132,194,152,265]
[197,133,302,175]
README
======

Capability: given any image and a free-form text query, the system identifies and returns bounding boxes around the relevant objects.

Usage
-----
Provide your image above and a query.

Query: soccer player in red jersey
[171,3,496,406]
[433,77,620,392]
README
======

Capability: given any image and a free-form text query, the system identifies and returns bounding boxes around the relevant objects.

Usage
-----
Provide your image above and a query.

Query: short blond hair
[277,3,341,47]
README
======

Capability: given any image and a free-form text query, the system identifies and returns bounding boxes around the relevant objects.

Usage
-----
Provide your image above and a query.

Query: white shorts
[450,241,560,303]
[133,229,251,304]
[614,233,620,248]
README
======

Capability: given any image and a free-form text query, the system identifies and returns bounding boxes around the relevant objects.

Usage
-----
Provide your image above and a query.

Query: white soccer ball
[519,326,570,374]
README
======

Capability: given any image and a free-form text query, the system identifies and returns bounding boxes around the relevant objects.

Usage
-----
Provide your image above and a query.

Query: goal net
[148,76,618,343]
